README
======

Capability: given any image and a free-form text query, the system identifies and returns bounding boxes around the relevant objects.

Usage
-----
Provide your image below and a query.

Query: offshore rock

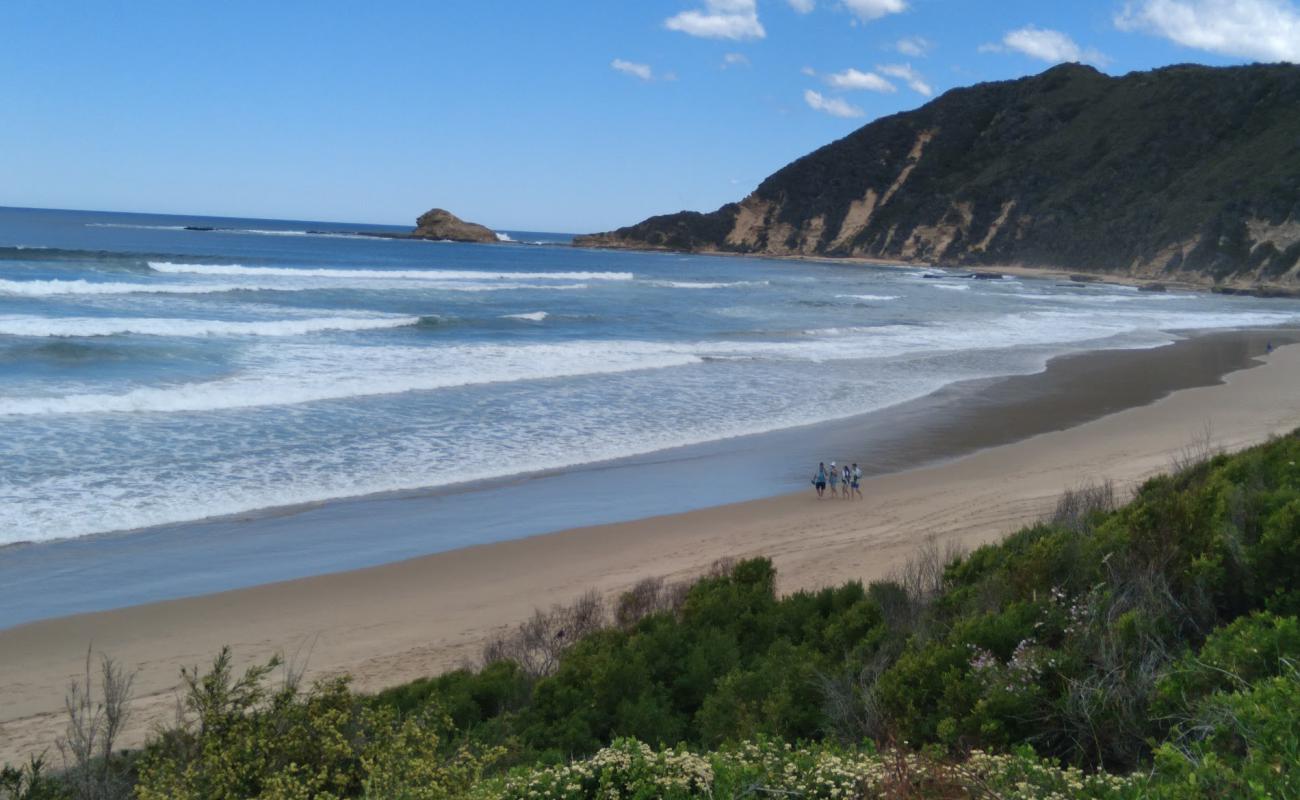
[411,208,498,243]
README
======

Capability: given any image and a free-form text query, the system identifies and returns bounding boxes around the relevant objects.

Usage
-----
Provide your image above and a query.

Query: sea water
[2,206,1299,548]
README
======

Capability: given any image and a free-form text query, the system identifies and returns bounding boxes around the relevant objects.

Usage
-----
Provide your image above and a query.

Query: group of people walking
[812,461,862,499]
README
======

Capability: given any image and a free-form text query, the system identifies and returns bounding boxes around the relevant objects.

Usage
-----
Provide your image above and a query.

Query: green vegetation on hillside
[576,63,1300,287]
[6,431,1300,799]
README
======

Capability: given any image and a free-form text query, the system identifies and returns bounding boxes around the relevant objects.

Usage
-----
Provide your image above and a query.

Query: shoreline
[574,243,1298,296]
[3,334,1300,763]
[1,328,1292,627]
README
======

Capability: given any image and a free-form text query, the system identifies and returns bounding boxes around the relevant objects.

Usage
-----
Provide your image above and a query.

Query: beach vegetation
[57,651,135,800]
[8,430,1300,797]
[132,647,502,800]
[0,757,64,800]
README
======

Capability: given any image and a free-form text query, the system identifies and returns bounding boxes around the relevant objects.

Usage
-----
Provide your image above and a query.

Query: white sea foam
[6,297,1300,544]
[502,311,548,321]
[0,341,704,416]
[495,232,514,242]
[148,262,632,281]
[232,228,310,236]
[85,223,188,231]
[10,307,1296,418]
[836,294,900,301]
[1013,291,1198,304]
[0,277,591,296]
[929,283,971,291]
[0,315,420,338]
[647,280,769,289]
[0,279,266,296]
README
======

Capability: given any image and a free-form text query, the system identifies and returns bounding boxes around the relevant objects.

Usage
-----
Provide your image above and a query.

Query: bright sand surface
[3,342,1300,764]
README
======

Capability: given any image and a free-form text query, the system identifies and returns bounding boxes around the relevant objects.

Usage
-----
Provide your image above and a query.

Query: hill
[575,63,1300,289]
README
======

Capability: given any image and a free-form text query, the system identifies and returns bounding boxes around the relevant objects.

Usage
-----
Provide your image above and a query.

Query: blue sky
[1,1,1296,231]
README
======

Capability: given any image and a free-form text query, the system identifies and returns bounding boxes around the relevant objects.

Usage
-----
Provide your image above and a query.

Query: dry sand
[3,344,1300,764]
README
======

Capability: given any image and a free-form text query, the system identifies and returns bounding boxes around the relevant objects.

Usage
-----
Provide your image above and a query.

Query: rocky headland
[575,63,1300,293]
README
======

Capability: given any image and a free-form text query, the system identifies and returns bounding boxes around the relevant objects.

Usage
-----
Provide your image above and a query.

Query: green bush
[1151,669,1300,798]
[499,738,1142,800]
[1153,611,1300,719]
[133,649,501,800]
[0,758,67,800]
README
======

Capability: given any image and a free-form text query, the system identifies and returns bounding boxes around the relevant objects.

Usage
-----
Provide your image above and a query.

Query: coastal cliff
[411,208,498,243]
[575,63,1300,288]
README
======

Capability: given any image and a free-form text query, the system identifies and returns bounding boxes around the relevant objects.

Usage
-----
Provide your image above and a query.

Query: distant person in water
[813,462,827,498]
[1267,340,1274,354]
[828,462,840,497]
[841,465,852,499]
[851,463,863,499]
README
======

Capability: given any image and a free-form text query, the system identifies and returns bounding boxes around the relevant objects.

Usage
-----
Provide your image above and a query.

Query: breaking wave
[0,315,421,338]
[0,278,591,296]
[148,262,632,281]
[647,280,769,289]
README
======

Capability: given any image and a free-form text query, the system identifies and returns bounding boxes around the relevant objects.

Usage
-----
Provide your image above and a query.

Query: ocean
[3,206,1300,553]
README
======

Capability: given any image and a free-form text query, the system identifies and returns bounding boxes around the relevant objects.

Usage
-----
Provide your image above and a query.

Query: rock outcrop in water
[574,63,1300,290]
[411,208,499,243]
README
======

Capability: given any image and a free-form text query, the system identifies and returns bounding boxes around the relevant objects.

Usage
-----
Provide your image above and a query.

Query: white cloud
[842,0,908,21]
[788,0,816,12]
[987,25,1108,64]
[895,36,932,56]
[804,89,866,117]
[611,59,653,80]
[801,65,817,76]
[1116,0,1300,61]
[666,0,765,40]
[878,63,933,95]
[722,52,751,68]
[826,67,897,92]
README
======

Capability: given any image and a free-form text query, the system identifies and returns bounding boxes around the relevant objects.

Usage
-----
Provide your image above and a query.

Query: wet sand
[2,333,1299,764]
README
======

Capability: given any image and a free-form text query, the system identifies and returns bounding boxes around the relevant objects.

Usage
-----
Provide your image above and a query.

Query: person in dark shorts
[812,462,827,498]
[851,463,863,499]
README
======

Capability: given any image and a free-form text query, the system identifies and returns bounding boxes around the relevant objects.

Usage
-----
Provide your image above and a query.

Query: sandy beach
[3,339,1300,765]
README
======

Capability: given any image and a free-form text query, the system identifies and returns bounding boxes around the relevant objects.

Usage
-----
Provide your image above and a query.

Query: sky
[1,1,1297,232]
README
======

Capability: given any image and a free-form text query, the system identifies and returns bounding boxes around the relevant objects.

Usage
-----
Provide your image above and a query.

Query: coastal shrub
[499,738,1141,799]
[513,558,885,759]
[0,758,66,800]
[1150,667,1300,798]
[1049,479,1117,533]
[371,660,531,734]
[133,648,502,800]
[1151,611,1300,719]
[134,650,364,799]
[481,591,606,680]
[1254,495,1300,613]
[357,709,503,800]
